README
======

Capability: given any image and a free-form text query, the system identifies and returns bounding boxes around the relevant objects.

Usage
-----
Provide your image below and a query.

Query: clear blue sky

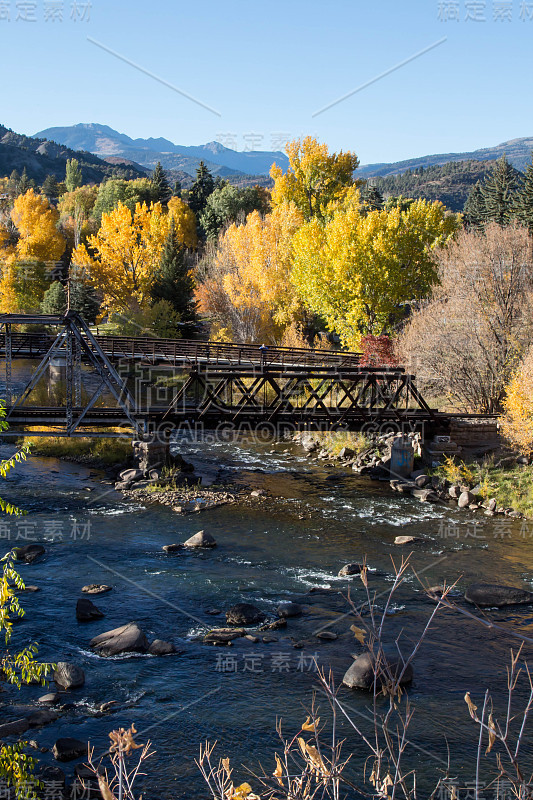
[2,0,532,164]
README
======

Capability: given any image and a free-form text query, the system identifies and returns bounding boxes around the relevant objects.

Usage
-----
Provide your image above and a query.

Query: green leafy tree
[463,180,485,228]
[92,178,158,223]
[65,158,83,193]
[200,184,271,241]
[150,219,198,337]
[188,161,215,222]
[152,161,172,204]
[514,155,533,233]
[481,156,522,226]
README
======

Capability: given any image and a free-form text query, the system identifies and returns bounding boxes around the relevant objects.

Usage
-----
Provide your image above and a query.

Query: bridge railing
[0,331,362,368]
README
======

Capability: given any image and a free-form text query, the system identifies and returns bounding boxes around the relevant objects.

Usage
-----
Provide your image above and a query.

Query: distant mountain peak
[33,123,289,178]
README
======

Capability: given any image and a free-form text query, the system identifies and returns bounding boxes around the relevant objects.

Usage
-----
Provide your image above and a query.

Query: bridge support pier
[132,437,172,473]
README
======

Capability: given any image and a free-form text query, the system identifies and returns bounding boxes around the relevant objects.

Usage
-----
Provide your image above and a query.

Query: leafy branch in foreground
[0,402,51,800]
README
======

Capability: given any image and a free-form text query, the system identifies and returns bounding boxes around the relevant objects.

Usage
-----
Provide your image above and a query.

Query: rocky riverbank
[293,430,527,519]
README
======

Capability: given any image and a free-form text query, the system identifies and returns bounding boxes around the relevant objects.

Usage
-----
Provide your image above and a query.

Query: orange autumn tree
[0,189,65,312]
[198,203,304,343]
[73,201,169,318]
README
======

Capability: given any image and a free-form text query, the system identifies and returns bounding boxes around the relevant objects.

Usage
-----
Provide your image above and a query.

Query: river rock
[316,631,338,640]
[394,536,421,545]
[39,692,60,705]
[226,603,266,626]
[488,498,497,512]
[0,719,29,737]
[183,530,217,548]
[276,602,303,618]
[259,618,287,631]
[465,583,533,608]
[204,628,245,645]
[39,765,66,791]
[338,563,363,577]
[90,623,149,656]
[458,491,474,508]
[12,544,45,563]
[148,639,176,655]
[448,485,461,499]
[119,468,144,483]
[82,584,112,594]
[342,652,413,690]
[52,738,87,762]
[76,598,104,622]
[162,543,183,553]
[300,433,319,453]
[54,662,85,690]
[26,709,58,727]
[414,474,431,488]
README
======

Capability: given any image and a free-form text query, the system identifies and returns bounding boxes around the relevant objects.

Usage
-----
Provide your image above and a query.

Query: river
[1,432,533,799]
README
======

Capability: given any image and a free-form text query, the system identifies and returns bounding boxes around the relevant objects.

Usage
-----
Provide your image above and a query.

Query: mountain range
[35,123,290,180]
[0,124,146,186]
[34,123,533,182]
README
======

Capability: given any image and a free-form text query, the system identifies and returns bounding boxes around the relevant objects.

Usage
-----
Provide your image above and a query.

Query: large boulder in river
[119,468,144,483]
[184,530,217,548]
[343,652,413,690]
[54,662,85,690]
[52,738,87,762]
[226,603,266,626]
[12,544,45,563]
[82,584,112,595]
[76,598,104,622]
[148,639,176,655]
[204,628,246,645]
[276,602,303,618]
[90,623,149,656]
[338,563,363,577]
[465,583,533,608]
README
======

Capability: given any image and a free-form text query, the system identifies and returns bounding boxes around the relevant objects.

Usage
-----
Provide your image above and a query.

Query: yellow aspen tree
[291,198,460,349]
[73,201,169,316]
[167,196,198,249]
[11,189,65,263]
[270,136,360,220]
[209,203,304,342]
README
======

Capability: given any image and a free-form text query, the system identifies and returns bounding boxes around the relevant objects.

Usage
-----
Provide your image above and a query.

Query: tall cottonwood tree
[73,201,168,317]
[270,136,360,220]
[291,197,459,347]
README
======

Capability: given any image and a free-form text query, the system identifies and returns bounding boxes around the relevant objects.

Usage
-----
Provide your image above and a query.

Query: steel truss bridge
[0,312,450,439]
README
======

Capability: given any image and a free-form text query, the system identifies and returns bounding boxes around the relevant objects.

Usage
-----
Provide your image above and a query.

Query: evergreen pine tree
[513,155,533,233]
[481,156,521,226]
[150,220,198,337]
[152,162,172,204]
[70,281,100,325]
[41,281,67,315]
[18,167,31,194]
[173,180,182,198]
[42,174,61,201]
[360,183,384,212]
[463,181,486,228]
[188,161,215,218]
